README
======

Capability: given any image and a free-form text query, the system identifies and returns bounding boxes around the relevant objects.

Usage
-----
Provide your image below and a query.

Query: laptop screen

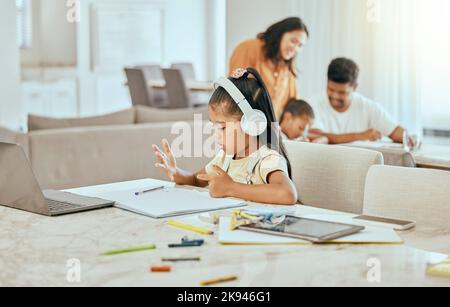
[0,142,48,215]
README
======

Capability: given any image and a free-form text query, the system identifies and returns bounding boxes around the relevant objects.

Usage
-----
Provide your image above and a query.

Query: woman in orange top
[229,17,309,119]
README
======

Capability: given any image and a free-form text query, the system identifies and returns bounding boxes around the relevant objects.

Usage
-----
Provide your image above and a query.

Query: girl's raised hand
[152,139,178,181]
[197,165,236,198]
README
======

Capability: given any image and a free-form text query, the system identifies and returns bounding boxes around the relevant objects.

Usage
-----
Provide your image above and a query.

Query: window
[16,0,32,49]
[417,0,450,132]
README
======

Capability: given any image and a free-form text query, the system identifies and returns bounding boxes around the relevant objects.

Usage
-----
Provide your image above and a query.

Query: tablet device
[239,215,365,243]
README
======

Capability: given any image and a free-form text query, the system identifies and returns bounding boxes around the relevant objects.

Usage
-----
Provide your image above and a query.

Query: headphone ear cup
[240,110,268,136]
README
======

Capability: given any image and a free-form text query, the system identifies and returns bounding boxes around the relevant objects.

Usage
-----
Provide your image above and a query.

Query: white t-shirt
[308,92,398,136]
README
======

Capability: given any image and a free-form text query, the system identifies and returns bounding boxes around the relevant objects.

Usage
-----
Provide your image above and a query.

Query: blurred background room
[1,0,449,161]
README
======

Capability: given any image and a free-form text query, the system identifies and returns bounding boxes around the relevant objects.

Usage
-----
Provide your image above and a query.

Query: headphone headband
[213,76,268,137]
[214,77,257,117]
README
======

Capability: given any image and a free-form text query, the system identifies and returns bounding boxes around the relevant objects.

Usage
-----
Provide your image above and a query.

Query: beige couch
[28,122,210,190]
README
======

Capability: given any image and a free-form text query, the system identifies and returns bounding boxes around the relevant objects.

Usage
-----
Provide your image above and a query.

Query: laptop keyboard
[46,198,86,213]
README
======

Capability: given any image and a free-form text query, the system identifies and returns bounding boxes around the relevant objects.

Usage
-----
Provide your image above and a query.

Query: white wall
[226,0,291,67]
[206,0,227,79]
[0,0,22,129]
[163,0,209,79]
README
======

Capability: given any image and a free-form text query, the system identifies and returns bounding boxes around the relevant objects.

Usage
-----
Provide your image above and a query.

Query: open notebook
[78,186,246,219]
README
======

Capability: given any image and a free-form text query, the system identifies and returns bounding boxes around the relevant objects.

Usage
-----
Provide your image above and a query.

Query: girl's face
[208,105,249,156]
[281,113,314,140]
[279,30,308,61]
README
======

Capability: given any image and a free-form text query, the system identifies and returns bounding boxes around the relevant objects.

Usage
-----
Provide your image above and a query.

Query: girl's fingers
[155,155,170,169]
[162,139,176,166]
[155,151,167,165]
[155,163,168,171]
[155,162,168,177]
[156,161,173,179]
[197,174,213,182]
[152,144,162,154]
[211,165,226,176]
[161,139,171,156]
[154,141,175,181]
[153,144,168,160]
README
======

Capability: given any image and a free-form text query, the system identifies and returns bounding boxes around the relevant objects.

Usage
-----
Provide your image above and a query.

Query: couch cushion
[285,141,384,214]
[28,108,135,131]
[135,105,209,124]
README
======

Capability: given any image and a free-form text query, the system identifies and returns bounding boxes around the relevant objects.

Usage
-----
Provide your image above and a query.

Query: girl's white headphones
[214,77,268,136]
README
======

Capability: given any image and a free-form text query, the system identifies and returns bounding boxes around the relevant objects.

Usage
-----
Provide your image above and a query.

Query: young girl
[151,68,298,205]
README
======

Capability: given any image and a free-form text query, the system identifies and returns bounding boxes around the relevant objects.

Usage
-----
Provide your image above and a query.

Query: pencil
[167,220,214,235]
[200,275,238,286]
[101,245,156,256]
[168,242,203,248]
[162,257,201,262]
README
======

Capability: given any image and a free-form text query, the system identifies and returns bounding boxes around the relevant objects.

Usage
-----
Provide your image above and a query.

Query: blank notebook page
[104,187,246,218]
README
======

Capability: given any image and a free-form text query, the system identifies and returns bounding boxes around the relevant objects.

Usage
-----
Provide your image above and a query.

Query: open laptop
[0,142,115,216]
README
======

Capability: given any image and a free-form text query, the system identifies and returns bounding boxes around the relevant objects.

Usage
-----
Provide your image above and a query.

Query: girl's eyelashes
[212,122,226,130]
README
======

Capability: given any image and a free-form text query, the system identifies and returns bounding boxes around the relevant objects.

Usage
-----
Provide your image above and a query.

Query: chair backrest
[135,65,168,107]
[285,141,384,214]
[364,165,450,231]
[170,63,196,80]
[162,68,192,109]
[136,65,164,81]
[124,68,155,107]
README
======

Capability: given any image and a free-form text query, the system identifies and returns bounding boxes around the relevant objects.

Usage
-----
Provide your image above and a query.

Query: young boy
[279,99,329,144]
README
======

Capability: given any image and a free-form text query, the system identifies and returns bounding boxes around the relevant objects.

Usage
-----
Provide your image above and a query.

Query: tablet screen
[243,216,362,239]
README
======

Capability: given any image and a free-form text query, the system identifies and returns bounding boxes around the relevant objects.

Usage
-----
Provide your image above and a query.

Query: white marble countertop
[1,202,449,286]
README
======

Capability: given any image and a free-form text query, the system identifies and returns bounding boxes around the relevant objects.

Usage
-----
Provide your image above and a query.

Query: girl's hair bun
[231,68,249,79]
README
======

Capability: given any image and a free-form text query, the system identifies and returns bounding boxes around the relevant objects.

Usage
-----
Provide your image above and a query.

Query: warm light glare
[417,0,450,129]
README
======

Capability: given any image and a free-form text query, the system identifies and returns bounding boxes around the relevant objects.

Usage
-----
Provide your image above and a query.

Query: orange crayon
[150,265,172,273]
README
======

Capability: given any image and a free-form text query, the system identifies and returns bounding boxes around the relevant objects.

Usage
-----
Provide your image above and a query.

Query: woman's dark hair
[209,67,292,179]
[257,17,309,76]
